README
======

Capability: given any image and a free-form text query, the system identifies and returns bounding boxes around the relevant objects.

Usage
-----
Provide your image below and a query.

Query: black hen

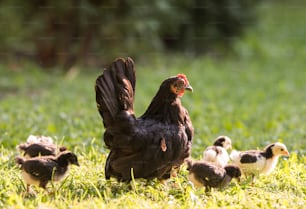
[95,57,194,181]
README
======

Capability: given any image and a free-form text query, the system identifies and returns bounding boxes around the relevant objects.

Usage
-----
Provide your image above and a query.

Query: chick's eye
[280,148,284,151]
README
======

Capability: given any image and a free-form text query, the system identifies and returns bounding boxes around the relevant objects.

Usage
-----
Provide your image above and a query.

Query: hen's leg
[105,152,112,179]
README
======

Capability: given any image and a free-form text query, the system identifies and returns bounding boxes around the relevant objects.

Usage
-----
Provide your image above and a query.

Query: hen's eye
[176,80,184,88]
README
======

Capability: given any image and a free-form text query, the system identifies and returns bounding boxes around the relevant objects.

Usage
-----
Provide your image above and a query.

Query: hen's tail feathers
[95,57,136,127]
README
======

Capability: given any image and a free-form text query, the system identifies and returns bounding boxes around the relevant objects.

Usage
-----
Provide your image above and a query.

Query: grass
[0,1,306,208]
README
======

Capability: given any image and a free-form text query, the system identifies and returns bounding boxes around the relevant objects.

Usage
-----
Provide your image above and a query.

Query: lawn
[0,1,306,208]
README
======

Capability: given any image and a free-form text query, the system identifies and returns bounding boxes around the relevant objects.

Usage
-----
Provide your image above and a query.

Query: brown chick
[15,151,79,193]
[186,159,241,192]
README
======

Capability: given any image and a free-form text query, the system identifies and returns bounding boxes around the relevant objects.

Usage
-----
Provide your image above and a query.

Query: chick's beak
[283,150,290,157]
[185,84,193,92]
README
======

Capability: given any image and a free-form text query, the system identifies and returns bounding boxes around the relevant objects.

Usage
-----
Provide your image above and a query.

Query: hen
[95,57,194,181]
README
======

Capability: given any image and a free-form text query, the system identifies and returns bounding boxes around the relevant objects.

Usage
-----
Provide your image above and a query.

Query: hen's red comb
[177,74,189,84]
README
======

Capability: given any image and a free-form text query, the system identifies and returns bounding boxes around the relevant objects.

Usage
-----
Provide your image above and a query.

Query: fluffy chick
[17,135,66,158]
[230,142,289,183]
[17,143,67,158]
[186,159,241,191]
[26,135,54,144]
[203,136,232,167]
[15,151,79,193]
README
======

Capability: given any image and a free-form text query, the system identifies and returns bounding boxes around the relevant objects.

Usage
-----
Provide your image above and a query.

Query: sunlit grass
[0,1,306,208]
[1,144,304,208]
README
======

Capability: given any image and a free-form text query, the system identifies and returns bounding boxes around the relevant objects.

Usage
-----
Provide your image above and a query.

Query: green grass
[1,1,306,208]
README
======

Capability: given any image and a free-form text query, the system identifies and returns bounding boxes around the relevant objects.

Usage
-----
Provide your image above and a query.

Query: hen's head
[169,74,193,97]
[140,73,193,119]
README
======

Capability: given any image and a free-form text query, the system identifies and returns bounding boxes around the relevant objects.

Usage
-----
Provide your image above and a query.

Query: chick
[26,135,54,144]
[203,135,232,167]
[230,142,289,183]
[15,151,79,193]
[186,159,241,191]
[17,135,66,158]
[17,142,66,158]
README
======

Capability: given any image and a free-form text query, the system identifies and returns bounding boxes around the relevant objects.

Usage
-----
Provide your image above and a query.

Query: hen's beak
[185,84,193,92]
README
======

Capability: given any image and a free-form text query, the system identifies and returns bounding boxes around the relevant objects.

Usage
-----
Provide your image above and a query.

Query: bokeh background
[1,0,260,69]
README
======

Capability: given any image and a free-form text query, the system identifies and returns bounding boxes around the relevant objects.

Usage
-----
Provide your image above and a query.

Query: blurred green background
[0,0,260,69]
